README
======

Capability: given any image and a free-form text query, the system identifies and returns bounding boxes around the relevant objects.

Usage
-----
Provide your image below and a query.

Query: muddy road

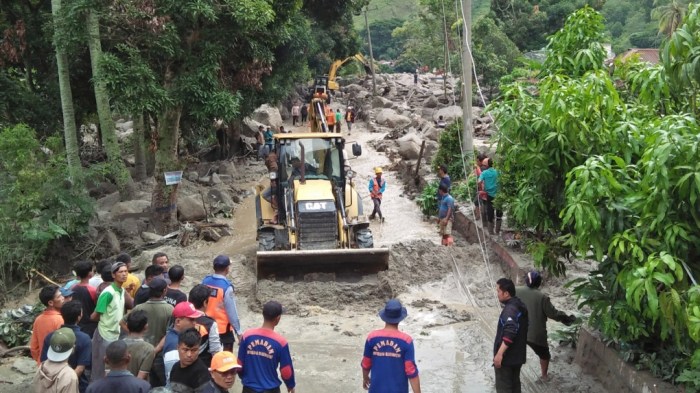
[189,113,608,393]
[0,110,607,393]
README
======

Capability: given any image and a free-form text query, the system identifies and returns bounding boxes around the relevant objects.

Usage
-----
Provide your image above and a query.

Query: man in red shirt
[30,285,65,363]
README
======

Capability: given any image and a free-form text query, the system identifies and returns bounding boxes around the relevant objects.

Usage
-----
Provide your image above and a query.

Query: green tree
[490,5,700,385]
[50,0,80,178]
[652,0,688,37]
[472,16,521,96]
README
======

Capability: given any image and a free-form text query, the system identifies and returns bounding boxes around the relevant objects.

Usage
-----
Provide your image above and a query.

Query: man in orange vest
[201,256,241,352]
[325,105,335,132]
[368,167,386,222]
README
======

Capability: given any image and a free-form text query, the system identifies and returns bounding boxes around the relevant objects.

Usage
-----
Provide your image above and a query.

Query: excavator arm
[327,54,373,91]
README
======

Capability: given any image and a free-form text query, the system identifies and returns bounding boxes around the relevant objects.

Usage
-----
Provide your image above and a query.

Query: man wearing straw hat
[361,299,421,393]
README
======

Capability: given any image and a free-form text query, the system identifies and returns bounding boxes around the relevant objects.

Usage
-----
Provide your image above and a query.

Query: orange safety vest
[202,275,233,335]
[326,107,336,125]
[370,177,385,199]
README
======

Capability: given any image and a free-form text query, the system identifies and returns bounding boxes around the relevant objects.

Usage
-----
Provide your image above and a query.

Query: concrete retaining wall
[451,210,681,393]
[576,328,681,393]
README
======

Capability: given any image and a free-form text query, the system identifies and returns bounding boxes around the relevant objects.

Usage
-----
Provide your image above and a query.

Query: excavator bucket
[256,248,390,280]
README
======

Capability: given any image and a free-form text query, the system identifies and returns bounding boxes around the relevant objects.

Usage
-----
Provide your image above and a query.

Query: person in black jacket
[493,278,529,393]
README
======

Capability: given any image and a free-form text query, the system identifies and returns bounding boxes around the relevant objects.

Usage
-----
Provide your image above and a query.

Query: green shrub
[0,124,94,288]
[432,119,467,181]
[416,180,438,216]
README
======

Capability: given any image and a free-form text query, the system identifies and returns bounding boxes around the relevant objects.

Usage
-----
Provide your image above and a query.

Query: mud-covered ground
[0,111,608,393]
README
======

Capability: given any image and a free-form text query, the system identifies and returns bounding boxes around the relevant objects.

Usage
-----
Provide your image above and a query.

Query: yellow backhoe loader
[254,98,388,279]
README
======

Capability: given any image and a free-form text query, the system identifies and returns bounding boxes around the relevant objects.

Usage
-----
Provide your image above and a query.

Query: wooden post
[415,140,426,179]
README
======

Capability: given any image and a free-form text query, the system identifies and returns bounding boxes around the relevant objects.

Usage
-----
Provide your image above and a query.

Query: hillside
[354,0,490,28]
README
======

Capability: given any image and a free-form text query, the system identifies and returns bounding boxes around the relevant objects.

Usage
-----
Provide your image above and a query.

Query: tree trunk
[132,113,147,181]
[85,10,135,199]
[150,105,183,234]
[51,0,80,178]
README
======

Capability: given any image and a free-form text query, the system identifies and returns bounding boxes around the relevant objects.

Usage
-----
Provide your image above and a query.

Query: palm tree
[652,0,688,37]
[50,0,80,178]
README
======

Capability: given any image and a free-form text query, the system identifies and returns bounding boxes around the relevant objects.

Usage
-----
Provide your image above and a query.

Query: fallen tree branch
[30,269,59,286]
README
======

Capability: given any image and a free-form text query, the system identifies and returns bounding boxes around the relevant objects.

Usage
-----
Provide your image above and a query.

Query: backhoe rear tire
[355,228,374,249]
[258,231,276,251]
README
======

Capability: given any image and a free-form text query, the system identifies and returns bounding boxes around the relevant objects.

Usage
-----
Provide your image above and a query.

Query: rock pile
[338,72,495,165]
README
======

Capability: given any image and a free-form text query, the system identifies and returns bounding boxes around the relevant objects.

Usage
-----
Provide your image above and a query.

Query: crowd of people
[29,253,298,393]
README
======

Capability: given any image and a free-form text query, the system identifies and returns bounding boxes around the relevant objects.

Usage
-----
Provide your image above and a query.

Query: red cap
[173,301,204,319]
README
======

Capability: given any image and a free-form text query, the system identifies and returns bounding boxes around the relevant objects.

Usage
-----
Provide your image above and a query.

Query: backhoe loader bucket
[256,248,390,280]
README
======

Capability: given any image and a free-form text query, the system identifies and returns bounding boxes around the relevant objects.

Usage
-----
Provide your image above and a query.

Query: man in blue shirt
[436,164,451,203]
[361,299,421,393]
[478,158,502,234]
[41,300,91,393]
[238,301,295,393]
[437,184,455,246]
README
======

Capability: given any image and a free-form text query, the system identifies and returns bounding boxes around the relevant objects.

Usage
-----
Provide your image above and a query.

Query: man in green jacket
[515,271,575,382]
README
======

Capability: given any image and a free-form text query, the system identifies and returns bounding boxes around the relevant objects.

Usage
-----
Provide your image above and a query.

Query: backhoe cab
[254,133,389,279]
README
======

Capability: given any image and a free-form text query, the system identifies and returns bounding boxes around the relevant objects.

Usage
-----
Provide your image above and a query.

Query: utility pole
[364,6,377,97]
[461,0,473,160]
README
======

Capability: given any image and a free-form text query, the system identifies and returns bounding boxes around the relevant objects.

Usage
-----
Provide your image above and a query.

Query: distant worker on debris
[435,115,447,129]
[335,109,343,132]
[516,271,576,383]
[368,167,386,222]
[301,104,308,126]
[493,278,528,393]
[345,106,356,135]
[291,102,300,126]
[325,105,336,133]
[361,299,421,393]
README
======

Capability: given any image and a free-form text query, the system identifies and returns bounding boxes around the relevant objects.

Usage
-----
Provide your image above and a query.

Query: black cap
[148,278,168,292]
[213,255,231,268]
[262,301,283,320]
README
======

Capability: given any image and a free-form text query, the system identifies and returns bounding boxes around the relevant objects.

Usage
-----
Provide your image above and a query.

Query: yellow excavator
[254,93,389,279]
[327,53,373,91]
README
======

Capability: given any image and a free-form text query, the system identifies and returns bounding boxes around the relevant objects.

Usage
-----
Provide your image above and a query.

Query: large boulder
[218,161,237,177]
[376,109,411,129]
[423,126,440,142]
[434,105,462,122]
[177,194,207,222]
[207,188,235,213]
[371,96,393,109]
[111,200,151,217]
[241,118,264,137]
[396,133,423,160]
[423,140,439,162]
[250,104,283,128]
[278,104,290,120]
[423,95,439,108]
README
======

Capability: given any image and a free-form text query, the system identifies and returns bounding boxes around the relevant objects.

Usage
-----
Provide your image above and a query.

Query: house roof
[617,48,660,64]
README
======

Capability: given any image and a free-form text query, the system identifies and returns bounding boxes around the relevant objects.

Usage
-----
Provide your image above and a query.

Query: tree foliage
[490,5,700,385]
[0,124,93,287]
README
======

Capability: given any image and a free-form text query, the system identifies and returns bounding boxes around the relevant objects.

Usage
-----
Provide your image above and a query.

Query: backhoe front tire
[258,231,276,251]
[355,228,374,249]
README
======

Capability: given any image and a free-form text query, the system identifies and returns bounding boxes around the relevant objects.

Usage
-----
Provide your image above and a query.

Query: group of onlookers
[29,253,297,393]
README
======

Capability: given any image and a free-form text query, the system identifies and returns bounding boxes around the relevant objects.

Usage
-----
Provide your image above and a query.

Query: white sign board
[164,171,183,185]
